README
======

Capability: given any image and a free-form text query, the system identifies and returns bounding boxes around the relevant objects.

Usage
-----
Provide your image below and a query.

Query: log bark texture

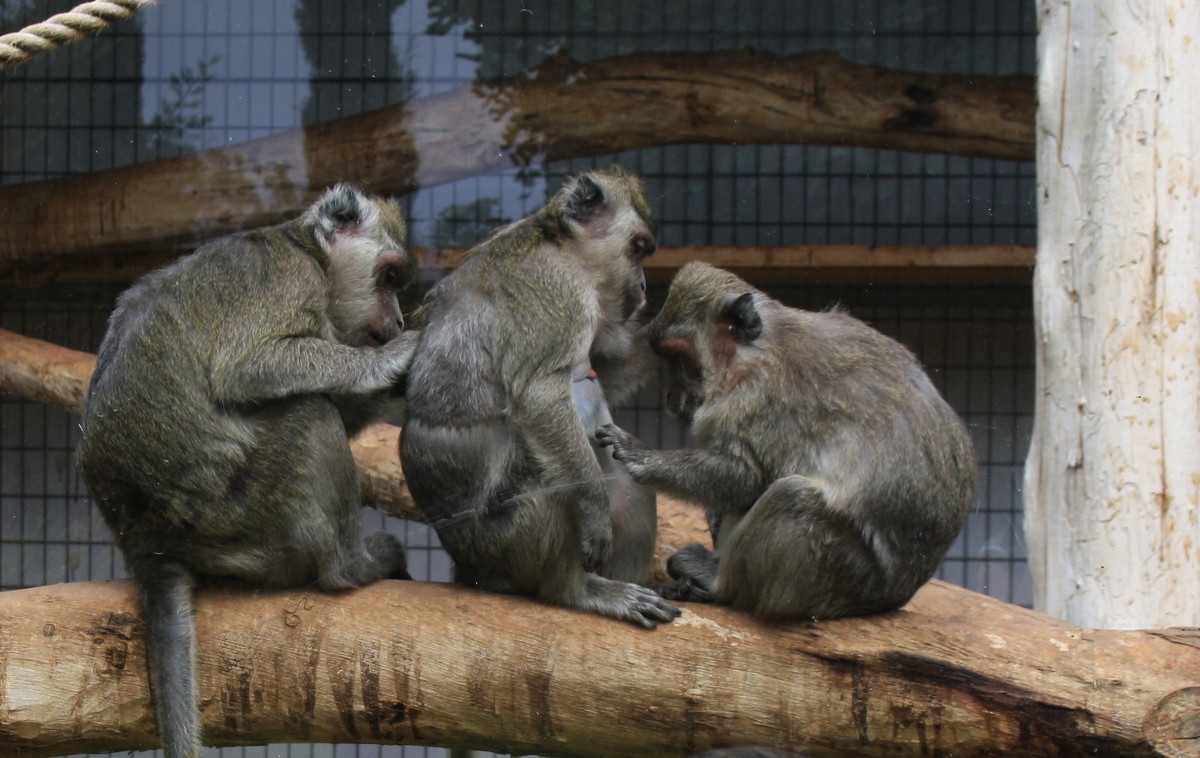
[1,577,1198,758]
[0,48,1034,280]
[1027,0,1200,628]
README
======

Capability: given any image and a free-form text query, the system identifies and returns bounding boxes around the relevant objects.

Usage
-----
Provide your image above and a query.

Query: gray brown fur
[76,185,417,758]
[597,261,975,620]
[401,167,679,628]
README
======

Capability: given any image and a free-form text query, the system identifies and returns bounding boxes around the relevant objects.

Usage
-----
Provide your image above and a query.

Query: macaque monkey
[401,167,679,629]
[597,261,975,620]
[77,185,418,758]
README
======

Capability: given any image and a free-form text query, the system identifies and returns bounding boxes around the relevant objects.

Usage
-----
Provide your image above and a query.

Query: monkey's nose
[633,232,656,258]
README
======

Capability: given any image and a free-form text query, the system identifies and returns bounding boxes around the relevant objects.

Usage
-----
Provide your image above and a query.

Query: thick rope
[0,0,159,71]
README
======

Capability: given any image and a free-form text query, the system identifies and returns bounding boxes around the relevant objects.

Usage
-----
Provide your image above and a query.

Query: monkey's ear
[564,174,606,221]
[720,293,763,345]
[312,184,367,240]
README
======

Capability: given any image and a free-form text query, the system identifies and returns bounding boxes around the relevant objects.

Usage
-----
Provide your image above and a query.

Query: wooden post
[1027,0,1200,627]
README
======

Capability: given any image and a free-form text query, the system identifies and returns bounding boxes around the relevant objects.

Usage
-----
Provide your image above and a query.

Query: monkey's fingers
[627,587,683,629]
[579,575,681,629]
[595,424,645,462]
[594,423,621,448]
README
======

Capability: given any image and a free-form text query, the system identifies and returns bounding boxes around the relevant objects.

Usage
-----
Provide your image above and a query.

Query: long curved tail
[136,560,200,758]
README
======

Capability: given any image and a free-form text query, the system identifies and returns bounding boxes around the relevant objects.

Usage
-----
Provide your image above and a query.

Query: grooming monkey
[597,261,975,620]
[401,167,680,628]
[77,185,417,758]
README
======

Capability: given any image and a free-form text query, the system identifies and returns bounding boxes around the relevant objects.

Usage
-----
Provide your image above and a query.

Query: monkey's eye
[379,265,403,290]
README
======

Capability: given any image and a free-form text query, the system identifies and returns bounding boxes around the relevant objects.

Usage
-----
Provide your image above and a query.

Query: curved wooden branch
[0,48,1034,279]
[0,328,703,577]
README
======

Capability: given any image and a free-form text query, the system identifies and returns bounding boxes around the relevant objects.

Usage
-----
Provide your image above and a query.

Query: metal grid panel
[0,1,1036,756]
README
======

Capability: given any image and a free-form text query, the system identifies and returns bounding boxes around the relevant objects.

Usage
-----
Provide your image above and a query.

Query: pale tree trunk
[1027,0,1200,627]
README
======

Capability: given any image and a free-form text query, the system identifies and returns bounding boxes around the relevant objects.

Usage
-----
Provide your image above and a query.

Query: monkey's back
[789,308,975,533]
[702,304,975,611]
[401,227,606,590]
[78,229,330,543]
[405,235,597,422]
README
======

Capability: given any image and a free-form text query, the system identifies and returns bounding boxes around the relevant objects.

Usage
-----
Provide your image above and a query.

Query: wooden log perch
[2,335,1200,757]
[2,578,1198,757]
[0,48,1034,280]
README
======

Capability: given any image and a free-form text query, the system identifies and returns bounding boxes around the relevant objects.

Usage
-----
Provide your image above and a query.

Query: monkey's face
[654,336,704,424]
[322,192,416,347]
[651,262,765,425]
[561,169,657,321]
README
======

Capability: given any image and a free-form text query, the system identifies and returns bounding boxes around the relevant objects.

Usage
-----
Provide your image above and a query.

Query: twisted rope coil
[0,0,159,71]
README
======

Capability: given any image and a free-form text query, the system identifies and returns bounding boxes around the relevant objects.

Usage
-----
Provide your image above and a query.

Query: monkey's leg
[245,396,407,590]
[717,475,888,620]
[523,488,678,628]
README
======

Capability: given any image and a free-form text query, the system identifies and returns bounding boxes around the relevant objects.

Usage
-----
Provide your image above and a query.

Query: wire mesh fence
[0,1,1035,756]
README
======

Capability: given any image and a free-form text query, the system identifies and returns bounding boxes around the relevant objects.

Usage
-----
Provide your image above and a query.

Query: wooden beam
[2,245,1036,287]
[0,48,1034,280]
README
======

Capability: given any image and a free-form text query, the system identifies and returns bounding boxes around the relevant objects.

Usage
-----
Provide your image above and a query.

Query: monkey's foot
[572,574,682,629]
[647,579,715,604]
[365,530,410,580]
[318,531,408,590]
[667,542,719,592]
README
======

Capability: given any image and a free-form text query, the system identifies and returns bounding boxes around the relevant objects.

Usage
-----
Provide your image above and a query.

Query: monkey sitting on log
[597,261,975,620]
[401,167,680,629]
[77,185,418,758]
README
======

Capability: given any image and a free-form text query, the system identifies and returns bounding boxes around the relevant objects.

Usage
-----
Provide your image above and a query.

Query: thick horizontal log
[0,329,94,414]
[2,339,1199,757]
[645,244,1034,283]
[0,48,1034,280]
[1,577,1197,757]
[421,244,1037,285]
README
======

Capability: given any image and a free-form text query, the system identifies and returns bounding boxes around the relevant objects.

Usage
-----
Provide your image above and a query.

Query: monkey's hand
[595,423,651,477]
[378,331,420,382]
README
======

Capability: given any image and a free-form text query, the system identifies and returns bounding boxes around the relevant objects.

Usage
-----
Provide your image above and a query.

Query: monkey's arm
[596,424,762,514]
[211,332,418,406]
[331,387,406,437]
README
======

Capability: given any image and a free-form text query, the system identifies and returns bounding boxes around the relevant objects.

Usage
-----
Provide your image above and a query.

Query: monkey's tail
[135,560,201,758]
